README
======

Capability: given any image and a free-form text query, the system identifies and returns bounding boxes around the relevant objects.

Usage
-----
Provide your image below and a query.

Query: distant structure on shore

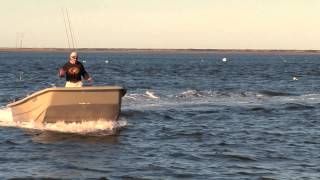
[16,33,24,48]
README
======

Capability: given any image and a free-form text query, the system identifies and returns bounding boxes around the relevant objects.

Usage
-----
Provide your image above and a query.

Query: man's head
[69,51,78,64]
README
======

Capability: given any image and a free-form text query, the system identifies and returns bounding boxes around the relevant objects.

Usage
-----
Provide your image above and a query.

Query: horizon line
[1,47,320,54]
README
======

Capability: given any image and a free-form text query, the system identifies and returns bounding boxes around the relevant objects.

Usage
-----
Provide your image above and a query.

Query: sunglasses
[71,56,78,59]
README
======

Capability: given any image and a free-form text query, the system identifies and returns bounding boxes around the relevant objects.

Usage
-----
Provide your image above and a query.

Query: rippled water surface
[0,51,320,179]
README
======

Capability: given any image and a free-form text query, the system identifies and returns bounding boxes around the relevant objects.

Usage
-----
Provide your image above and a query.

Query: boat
[7,86,126,124]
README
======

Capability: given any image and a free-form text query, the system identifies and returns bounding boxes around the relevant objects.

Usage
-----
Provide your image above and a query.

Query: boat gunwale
[7,86,124,107]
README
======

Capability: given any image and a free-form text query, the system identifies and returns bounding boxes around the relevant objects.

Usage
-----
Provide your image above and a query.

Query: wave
[176,90,206,98]
[258,90,295,97]
[123,89,296,101]
[176,90,295,99]
[41,119,127,135]
[145,90,160,99]
[123,90,160,100]
[122,89,320,109]
[283,103,315,110]
[248,107,273,113]
[222,152,257,162]
[119,90,320,117]
[0,108,13,123]
[0,108,127,136]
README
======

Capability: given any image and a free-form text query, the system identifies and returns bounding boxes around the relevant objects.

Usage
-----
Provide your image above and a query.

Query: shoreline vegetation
[0,47,320,54]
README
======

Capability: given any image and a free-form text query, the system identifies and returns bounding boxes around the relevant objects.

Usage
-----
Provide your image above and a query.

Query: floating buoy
[222,57,227,62]
[293,76,298,81]
[105,60,109,64]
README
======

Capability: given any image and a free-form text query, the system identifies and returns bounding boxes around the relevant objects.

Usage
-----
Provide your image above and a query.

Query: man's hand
[58,69,65,77]
[87,77,93,82]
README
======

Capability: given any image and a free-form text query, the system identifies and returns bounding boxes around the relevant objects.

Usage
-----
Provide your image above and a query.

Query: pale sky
[1,0,320,49]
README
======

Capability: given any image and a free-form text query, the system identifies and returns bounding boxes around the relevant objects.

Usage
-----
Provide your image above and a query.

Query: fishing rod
[61,8,71,49]
[66,8,76,50]
[61,8,77,50]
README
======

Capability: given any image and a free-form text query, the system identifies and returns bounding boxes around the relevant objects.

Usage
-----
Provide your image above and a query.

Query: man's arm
[83,72,93,82]
[80,63,93,82]
[59,63,68,77]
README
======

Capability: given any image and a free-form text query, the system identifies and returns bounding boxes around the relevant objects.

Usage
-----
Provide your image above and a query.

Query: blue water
[0,50,320,179]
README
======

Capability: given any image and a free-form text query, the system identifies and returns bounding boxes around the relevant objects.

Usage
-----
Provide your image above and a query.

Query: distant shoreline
[1,48,320,54]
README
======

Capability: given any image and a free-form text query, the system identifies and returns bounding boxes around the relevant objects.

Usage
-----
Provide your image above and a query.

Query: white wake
[0,107,127,135]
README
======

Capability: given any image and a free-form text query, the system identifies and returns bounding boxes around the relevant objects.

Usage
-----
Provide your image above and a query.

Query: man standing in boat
[59,51,93,87]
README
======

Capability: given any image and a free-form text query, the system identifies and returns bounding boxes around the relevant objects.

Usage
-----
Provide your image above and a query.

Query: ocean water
[0,50,320,179]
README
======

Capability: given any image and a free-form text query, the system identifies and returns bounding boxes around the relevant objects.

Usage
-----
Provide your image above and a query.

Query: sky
[0,0,320,50]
